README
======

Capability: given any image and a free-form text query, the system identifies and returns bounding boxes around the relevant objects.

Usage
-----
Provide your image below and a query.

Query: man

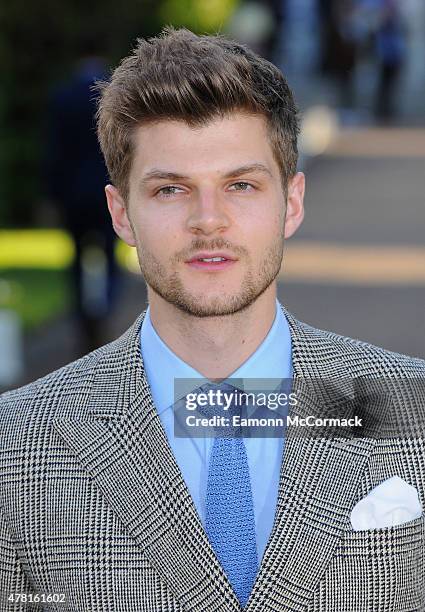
[1,27,424,612]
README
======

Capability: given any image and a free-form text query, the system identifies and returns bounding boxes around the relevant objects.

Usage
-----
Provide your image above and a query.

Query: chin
[171,292,258,318]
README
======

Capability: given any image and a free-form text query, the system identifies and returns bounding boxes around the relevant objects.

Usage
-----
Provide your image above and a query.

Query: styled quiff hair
[96,26,300,202]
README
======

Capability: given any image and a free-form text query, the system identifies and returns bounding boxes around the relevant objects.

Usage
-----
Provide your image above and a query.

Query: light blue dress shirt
[140,299,292,563]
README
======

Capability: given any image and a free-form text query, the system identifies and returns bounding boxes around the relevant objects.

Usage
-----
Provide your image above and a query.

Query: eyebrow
[139,162,273,187]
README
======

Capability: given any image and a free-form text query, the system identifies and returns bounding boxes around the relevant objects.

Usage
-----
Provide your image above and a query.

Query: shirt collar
[140,299,292,415]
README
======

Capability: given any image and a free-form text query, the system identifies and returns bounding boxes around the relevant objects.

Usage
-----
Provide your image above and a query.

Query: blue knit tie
[198,382,259,607]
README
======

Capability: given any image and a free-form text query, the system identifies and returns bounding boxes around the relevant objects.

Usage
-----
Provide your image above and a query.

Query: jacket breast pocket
[311,516,425,612]
[341,514,425,559]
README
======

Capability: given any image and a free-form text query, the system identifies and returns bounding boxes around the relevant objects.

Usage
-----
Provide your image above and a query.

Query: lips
[186,258,236,270]
[186,252,237,263]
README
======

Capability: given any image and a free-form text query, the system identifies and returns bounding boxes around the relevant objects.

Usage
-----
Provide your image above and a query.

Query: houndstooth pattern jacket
[1,303,425,612]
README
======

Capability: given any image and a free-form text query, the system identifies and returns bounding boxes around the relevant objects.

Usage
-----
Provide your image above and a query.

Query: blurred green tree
[159,0,239,32]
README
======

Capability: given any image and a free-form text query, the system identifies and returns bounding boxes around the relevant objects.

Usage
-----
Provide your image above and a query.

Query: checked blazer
[1,303,425,611]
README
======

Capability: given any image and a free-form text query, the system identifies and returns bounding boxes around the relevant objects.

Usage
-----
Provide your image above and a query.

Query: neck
[148,285,278,380]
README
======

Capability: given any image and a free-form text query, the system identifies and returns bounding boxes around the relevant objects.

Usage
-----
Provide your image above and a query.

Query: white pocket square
[350,476,422,531]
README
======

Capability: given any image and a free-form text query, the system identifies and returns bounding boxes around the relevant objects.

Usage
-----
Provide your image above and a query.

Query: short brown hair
[96,26,300,202]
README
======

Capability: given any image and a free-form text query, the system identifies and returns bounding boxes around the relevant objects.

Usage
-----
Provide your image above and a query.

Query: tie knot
[191,381,245,437]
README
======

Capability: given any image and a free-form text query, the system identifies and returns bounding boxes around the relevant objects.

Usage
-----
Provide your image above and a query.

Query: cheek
[132,212,179,254]
[250,212,282,242]
[248,196,284,232]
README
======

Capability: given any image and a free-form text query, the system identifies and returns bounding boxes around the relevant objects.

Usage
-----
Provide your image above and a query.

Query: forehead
[130,112,277,175]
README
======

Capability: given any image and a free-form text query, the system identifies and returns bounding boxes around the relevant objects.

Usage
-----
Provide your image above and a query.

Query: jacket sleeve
[0,507,41,611]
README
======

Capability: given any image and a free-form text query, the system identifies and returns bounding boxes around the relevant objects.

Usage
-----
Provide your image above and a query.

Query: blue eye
[156,185,184,197]
[229,182,254,192]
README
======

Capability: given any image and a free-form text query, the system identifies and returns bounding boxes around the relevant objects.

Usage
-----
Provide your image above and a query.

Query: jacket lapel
[245,305,377,611]
[52,311,241,612]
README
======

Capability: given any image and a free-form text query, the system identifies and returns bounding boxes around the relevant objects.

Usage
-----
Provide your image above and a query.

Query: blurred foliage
[0,0,238,228]
[0,270,70,330]
[159,0,239,32]
[0,0,160,227]
[0,229,74,268]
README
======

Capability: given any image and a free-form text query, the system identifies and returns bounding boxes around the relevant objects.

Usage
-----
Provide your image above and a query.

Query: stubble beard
[134,236,285,318]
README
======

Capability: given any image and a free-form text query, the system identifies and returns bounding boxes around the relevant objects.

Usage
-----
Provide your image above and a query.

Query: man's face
[106,111,304,317]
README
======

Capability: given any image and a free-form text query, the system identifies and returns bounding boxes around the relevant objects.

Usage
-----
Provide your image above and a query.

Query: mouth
[185,252,238,271]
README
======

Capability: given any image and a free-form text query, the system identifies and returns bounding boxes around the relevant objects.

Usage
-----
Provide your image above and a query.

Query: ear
[105,184,136,247]
[284,172,305,239]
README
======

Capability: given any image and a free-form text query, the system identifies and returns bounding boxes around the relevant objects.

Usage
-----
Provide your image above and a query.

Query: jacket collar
[84,303,354,419]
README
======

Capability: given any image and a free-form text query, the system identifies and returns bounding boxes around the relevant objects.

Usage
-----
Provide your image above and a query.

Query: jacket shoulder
[0,336,122,423]
[296,318,425,377]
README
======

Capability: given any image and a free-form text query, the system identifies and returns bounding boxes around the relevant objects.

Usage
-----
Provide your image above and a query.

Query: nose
[186,189,231,235]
